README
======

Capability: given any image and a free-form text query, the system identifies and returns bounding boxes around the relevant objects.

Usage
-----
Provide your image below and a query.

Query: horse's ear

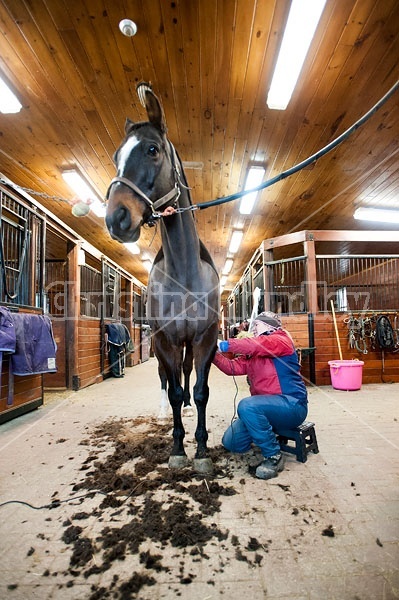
[144,89,167,134]
[136,81,167,133]
[124,118,135,135]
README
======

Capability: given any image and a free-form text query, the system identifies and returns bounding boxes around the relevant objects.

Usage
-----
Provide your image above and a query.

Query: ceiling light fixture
[353,207,399,224]
[142,259,152,272]
[0,75,22,114]
[222,258,234,275]
[124,242,140,255]
[182,161,204,170]
[240,166,266,215]
[119,19,137,37]
[267,0,327,110]
[62,169,106,218]
[229,230,244,254]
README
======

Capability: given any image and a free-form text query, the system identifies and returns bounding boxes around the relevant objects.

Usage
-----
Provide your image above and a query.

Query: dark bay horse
[105,84,219,473]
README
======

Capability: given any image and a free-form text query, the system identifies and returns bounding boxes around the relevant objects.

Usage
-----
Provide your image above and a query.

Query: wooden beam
[66,241,80,389]
[310,230,399,243]
[304,239,318,314]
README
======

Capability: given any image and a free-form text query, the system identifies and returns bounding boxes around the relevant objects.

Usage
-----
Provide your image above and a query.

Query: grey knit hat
[253,311,282,329]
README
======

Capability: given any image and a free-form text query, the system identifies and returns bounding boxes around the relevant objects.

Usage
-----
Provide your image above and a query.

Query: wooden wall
[0,360,43,424]
[76,319,140,388]
[76,318,103,390]
[281,313,399,387]
[313,313,399,386]
[43,319,66,389]
[130,325,142,367]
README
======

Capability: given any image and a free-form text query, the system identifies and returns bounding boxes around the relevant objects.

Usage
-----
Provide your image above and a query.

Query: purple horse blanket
[10,311,57,375]
[0,307,57,406]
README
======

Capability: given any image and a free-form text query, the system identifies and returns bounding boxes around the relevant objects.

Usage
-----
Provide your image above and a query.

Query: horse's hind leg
[182,343,194,416]
[157,361,169,420]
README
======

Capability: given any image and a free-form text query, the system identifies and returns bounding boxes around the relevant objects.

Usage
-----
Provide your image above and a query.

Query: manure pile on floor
[55,416,270,599]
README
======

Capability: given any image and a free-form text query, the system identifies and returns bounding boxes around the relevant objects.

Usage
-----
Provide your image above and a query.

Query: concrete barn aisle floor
[0,357,398,600]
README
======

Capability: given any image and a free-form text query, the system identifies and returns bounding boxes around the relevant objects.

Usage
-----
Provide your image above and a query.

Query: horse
[105,83,219,474]
[157,344,194,420]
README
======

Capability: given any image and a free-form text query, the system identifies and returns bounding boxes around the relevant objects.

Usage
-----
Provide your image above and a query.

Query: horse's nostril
[118,206,131,231]
[106,206,131,234]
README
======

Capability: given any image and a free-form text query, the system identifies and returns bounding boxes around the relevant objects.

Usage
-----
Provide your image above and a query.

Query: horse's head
[105,86,179,243]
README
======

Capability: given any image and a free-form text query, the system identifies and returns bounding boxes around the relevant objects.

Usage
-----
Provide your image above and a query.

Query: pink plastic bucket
[328,360,364,391]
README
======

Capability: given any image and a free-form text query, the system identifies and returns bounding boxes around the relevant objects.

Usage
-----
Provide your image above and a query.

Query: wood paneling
[130,325,142,367]
[43,319,67,389]
[279,313,398,386]
[76,318,103,389]
[313,313,399,386]
[0,0,398,298]
[281,314,311,384]
[0,359,43,412]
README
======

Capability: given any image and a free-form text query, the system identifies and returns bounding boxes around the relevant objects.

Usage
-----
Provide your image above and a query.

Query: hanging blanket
[0,307,17,404]
[10,312,57,376]
[106,323,133,378]
[0,307,57,407]
[0,307,16,353]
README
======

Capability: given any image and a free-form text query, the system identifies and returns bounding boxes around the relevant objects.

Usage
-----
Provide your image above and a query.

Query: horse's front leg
[155,341,188,468]
[168,376,188,468]
[192,334,217,474]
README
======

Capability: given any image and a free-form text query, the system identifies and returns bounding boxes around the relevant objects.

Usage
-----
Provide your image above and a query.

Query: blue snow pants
[222,394,308,458]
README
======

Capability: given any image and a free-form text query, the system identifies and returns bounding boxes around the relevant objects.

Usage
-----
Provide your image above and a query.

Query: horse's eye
[148,144,159,157]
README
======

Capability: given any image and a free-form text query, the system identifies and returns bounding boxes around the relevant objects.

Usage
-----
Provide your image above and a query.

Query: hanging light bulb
[119,19,137,37]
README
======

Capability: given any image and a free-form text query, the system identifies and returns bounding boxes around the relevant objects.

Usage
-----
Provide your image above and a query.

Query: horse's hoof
[157,410,170,421]
[182,405,194,417]
[193,457,214,475]
[168,455,189,469]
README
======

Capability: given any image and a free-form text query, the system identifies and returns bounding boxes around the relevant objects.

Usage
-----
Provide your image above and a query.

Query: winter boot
[255,453,284,480]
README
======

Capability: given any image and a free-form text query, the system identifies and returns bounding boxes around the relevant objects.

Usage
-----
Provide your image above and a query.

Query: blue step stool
[275,421,319,463]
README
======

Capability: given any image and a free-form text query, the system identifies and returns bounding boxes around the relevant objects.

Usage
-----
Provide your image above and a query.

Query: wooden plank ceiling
[0,0,398,294]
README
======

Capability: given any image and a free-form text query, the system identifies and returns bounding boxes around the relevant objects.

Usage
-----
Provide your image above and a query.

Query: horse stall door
[140,325,151,362]
[0,188,47,422]
[42,228,68,389]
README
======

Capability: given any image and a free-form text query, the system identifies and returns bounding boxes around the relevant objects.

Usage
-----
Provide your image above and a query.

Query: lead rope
[194,80,399,212]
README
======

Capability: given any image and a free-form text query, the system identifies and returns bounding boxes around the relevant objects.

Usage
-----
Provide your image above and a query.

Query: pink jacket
[213,331,307,402]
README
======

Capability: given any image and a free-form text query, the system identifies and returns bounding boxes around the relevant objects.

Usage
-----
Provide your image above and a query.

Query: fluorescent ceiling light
[229,230,244,254]
[182,161,204,170]
[222,258,234,275]
[240,166,266,215]
[62,169,105,217]
[220,275,227,288]
[0,76,22,113]
[142,259,152,272]
[124,242,140,255]
[354,207,399,224]
[267,0,327,110]
[90,201,106,218]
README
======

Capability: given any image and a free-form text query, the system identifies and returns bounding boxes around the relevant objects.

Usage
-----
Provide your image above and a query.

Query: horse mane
[152,149,217,275]
[153,240,217,275]
[174,149,193,207]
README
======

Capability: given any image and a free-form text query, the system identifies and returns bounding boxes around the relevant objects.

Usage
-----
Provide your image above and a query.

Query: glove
[217,340,229,352]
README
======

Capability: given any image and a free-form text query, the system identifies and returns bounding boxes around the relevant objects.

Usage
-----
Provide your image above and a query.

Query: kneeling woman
[213,312,308,480]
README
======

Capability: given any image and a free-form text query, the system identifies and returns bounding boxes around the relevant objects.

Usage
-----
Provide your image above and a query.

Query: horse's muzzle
[105,205,141,243]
